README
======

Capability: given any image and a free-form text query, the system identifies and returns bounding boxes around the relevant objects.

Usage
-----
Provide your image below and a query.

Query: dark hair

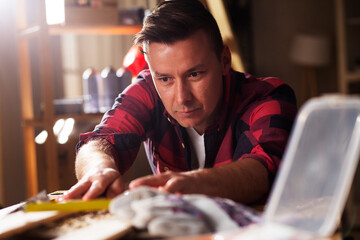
[134,0,224,60]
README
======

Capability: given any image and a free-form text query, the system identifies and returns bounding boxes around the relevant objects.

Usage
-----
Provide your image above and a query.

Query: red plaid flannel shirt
[77,69,297,181]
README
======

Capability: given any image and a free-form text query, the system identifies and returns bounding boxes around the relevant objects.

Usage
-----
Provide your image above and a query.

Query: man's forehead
[142,30,211,55]
[142,41,175,62]
[142,41,170,56]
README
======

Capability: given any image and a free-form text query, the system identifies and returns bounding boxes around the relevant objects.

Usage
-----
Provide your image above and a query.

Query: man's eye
[159,77,169,82]
[188,71,203,79]
[157,77,173,85]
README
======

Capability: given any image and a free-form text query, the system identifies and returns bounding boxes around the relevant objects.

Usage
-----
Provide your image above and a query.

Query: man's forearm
[130,157,270,204]
[75,139,118,180]
[191,158,270,203]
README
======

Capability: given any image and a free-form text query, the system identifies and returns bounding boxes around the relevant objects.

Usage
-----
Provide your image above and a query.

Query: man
[62,0,297,204]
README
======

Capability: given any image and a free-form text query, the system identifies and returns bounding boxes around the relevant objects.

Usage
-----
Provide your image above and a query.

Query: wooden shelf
[49,24,142,35]
[346,71,360,83]
[54,113,104,121]
[16,0,143,197]
[347,17,360,26]
[50,5,143,35]
[23,113,104,127]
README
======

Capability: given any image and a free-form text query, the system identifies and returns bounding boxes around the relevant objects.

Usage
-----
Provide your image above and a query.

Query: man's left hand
[129,170,207,194]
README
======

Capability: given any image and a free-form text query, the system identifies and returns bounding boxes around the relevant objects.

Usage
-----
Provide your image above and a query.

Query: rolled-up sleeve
[76,72,158,174]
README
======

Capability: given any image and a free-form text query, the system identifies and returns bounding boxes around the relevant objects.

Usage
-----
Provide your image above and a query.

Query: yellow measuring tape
[25,198,111,212]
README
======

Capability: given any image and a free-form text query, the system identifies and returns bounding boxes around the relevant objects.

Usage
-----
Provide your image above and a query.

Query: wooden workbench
[0,204,343,240]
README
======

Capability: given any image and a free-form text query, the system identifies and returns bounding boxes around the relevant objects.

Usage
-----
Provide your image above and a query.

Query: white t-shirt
[186,127,206,169]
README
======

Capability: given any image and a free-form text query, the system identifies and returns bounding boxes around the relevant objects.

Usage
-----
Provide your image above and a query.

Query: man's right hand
[60,168,125,201]
[58,139,125,201]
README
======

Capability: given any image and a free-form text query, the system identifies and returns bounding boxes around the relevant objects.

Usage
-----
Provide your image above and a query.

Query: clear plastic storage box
[265,95,360,237]
[219,95,360,239]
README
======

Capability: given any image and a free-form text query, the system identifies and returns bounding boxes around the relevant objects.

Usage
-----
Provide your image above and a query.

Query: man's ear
[221,45,232,75]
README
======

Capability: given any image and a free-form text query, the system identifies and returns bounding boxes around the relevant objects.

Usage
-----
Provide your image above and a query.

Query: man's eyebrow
[153,64,207,78]
[153,72,170,77]
[185,64,207,74]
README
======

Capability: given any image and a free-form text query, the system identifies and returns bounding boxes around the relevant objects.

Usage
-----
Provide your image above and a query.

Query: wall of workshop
[0,1,26,206]
[251,0,337,106]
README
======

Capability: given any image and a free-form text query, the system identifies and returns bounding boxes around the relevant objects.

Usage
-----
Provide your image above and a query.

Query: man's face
[144,30,231,134]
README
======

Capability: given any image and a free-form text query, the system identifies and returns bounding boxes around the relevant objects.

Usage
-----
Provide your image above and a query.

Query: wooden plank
[49,25,142,35]
[56,218,132,240]
[334,0,348,93]
[37,0,60,192]
[0,209,71,239]
[22,126,39,197]
[17,0,39,197]
[0,60,3,206]
[0,201,131,240]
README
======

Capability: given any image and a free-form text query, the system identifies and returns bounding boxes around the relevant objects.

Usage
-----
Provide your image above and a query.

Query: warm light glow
[35,118,75,144]
[45,0,65,25]
[58,118,75,144]
[53,119,65,135]
[35,130,48,144]
[123,46,137,68]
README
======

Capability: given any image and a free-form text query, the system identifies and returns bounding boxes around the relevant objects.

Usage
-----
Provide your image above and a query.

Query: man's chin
[178,122,194,128]
[177,119,203,130]
[177,120,197,129]
[172,113,204,129]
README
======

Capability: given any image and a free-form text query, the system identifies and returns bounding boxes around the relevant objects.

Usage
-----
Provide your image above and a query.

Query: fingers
[58,180,92,201]
[106,177,125,198]
[129,172,173,190]
[129,171,191,194]
[161,176,187,193]
[59,168,125,201]
[82,179,107,200]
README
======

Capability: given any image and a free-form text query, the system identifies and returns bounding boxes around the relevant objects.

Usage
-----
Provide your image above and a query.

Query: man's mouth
[176,108,199,117]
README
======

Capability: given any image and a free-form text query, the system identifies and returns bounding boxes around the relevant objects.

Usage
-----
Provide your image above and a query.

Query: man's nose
[175,79,192,105]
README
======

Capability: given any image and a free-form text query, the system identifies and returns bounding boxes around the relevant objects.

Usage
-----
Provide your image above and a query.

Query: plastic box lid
[264,95,360,237]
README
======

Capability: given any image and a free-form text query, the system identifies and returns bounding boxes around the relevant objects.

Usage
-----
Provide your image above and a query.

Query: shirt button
[164,166,169,171]
[181,143,185,149]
